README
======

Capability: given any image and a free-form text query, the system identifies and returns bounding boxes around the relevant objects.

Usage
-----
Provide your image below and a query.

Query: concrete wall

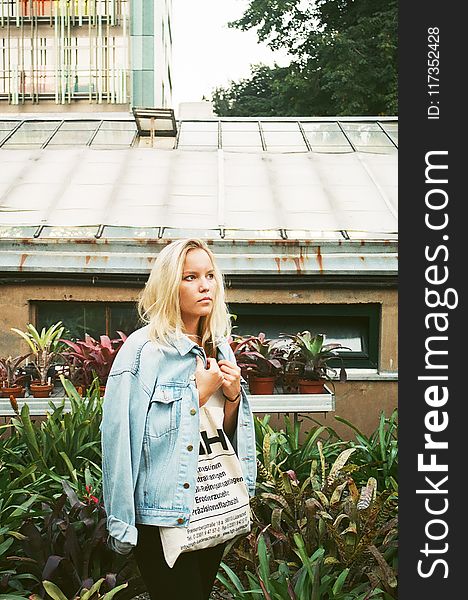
[0,283,397,438]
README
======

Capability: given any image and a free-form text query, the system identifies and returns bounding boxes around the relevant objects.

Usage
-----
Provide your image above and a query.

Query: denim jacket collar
[168,333,230,358]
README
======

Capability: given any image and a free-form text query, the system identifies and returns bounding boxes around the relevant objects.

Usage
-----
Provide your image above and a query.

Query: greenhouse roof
[0,115,397,278]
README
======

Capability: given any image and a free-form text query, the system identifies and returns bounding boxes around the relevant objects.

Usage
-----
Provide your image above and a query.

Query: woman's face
[179,248,217,324]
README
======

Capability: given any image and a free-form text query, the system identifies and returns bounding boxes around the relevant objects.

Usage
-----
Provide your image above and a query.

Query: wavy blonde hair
[137,239,231,355]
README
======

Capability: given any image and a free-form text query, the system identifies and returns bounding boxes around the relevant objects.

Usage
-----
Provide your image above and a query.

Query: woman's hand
[195,356,224,406]
[218,359,241,402]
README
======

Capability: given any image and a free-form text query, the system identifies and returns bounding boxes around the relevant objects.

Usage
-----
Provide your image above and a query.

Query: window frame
[228,303,380,369]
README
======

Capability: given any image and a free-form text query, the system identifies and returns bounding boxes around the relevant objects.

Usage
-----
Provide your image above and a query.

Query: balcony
[0,0,128,23]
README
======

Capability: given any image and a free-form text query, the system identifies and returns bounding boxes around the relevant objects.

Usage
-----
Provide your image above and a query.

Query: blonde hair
[138,239,231,355]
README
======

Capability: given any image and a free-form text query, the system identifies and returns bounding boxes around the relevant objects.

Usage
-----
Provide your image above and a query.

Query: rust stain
[85,255,91,265]
[360,240,366,246]
[359,256,365,261]
[274,257,281,272]
[75,239,95,244]
[316,247,323,273]
[293,257,302,273]
[18,254,28,271]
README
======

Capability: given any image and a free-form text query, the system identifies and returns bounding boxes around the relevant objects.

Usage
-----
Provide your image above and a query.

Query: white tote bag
[159,389,251,567]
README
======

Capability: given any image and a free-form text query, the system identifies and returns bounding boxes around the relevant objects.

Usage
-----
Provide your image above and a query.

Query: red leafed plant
[233,332,285,378]
[61,332,127,389]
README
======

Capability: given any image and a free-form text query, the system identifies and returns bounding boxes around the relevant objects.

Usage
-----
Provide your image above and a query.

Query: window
[228,303,380,368]
[34,301,141,341]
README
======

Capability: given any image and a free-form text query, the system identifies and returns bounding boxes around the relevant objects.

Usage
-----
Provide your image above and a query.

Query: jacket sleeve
[100,366,150,549]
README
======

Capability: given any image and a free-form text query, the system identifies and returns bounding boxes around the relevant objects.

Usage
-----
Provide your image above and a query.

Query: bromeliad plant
[61,332,127,391]
[227,426,398,598]
[234,333,285,378]
[0,354,30,396]
[11,322,66,386]
[281,332,349,391]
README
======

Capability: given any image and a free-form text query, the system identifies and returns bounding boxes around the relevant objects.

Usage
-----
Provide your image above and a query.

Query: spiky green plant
[11,322,65,385]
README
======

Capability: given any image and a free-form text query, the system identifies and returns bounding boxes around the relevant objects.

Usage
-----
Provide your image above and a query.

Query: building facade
[0,115,398,436]
[0,0,172,109]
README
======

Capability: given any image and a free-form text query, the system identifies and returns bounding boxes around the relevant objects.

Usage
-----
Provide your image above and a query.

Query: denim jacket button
[177,517,185,524]
[183,482,190,489]
[187,445,194,452]
[190,408,196,415]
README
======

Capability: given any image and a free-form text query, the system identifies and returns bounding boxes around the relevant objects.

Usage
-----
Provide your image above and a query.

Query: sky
[171,0,290,112]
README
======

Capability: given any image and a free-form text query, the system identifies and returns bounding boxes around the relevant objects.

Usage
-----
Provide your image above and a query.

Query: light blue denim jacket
[100,325,257,551]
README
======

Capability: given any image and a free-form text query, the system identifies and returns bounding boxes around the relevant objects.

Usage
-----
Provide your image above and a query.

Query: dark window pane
[36,301,106,340]
[35,301,140,341]
[229,304,380,369]
[109,303,141,338]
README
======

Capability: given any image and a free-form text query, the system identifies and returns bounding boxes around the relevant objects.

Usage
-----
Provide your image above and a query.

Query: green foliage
[2,376,103,487]
[10,322,65,385]
[334,410,398,490]
[220,412,398,598]
[213,0,397,116]
[0,380,138,597]
[35,578,128,600]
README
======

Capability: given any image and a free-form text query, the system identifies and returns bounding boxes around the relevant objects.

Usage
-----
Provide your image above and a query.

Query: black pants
[134,524,225,600]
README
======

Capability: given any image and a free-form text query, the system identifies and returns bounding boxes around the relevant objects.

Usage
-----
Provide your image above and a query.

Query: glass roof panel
[313,146,354,154]
[0,121,18,132]
[178,130,218,147]
[179,121,219,132]
[221,121,260,131]
[162,228,221,239]
[137,117,174,132]
[91,130,135,146]
[47,130,94,146]
[355,145,397,154]
[262,130,307,151]
[224,229,283,239]
[285,229,344,240]
[300,122,341,132]
[261,122,301,131]
[102,227,162,238]
[347,130,395,149]
[2,121,61,147]
[0,226,38,238]
[99,121,137,131]
[304,130,352,150]
[222,131,262,148]
[340,122,382,131]
[380,122,398,145]
[60,121,101,131]
[42,226,99,238]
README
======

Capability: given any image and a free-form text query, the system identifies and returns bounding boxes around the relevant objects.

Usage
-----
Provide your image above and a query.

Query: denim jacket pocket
[145,385,183,438]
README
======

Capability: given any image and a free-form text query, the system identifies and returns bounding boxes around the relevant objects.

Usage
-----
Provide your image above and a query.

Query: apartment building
[0,0,172,109]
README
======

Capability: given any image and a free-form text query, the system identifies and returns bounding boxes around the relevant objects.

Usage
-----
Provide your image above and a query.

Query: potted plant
[280,331,349,394]
[0,353,30,397]
[234,333,284,395]
[62,332,127,395]
[11,322,65,397]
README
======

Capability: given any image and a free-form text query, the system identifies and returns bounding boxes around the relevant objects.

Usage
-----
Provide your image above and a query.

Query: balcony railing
[0,67,129,104]
[0,0,128,23]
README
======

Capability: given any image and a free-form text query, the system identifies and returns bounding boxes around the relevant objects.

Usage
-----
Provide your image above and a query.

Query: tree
[212,0,397,117]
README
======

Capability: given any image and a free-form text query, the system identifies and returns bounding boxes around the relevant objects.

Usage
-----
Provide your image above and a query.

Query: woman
[100,239,256,600]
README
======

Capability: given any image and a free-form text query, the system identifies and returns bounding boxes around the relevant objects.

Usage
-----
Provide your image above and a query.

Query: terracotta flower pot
[30,383,54,398]
[0,384,25,398]
[249,376,276,395]
[298,379,326,394]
